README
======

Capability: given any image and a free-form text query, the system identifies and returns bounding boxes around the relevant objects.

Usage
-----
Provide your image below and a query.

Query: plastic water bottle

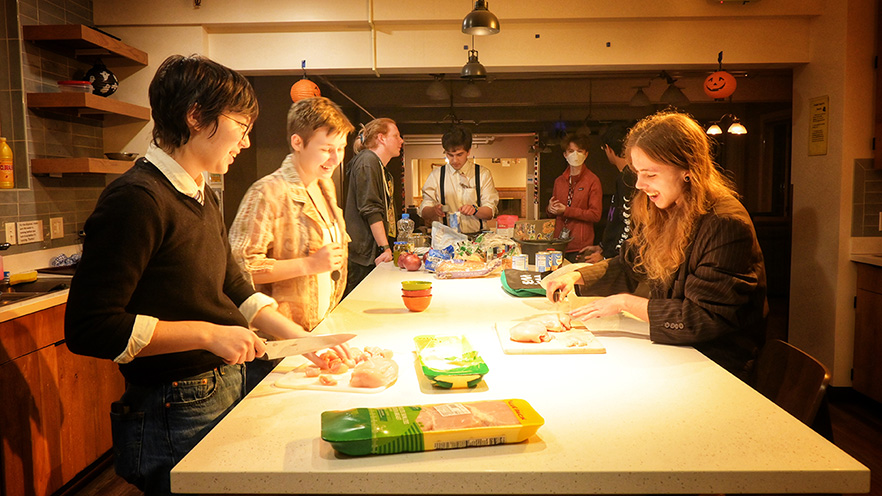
[397,213,414,243]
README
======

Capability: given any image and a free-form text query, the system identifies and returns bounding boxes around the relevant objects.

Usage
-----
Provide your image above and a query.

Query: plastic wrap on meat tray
[321,399,544,456]
[434,257,504,279]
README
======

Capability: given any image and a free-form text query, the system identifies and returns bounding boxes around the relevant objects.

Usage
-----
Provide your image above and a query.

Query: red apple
[399,252,422,271]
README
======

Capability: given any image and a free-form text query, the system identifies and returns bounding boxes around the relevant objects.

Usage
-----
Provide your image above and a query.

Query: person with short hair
[64,54,343,496]
[229,97,354,389]
[546,111,767,381]
[419,125,499,235]
[547,132,603,262]
[580,123,637,263]
[343,117,403,295]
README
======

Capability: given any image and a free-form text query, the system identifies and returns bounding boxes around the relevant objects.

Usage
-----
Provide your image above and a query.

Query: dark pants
[344,261,375,298]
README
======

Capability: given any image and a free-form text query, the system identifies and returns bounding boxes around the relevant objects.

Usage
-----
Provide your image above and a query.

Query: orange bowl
[402,288,432,297]
[402,295,432,312]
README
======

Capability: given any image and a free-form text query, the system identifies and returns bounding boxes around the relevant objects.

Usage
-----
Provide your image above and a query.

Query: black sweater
[64,159,255,385]
[344,150,392,266]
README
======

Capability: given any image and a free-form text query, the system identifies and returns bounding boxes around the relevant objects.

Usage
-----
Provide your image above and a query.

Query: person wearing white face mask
[547,133,603,262]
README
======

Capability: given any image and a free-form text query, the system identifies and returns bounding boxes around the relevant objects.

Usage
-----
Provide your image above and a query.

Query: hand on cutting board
[570,294,649,322]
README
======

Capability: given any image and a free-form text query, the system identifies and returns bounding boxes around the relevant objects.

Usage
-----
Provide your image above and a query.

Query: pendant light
[629,87,651,107]
[426,74,449,100]
[461,36,487,79]
[462,0,500,36]
[659,70,689,107]
[706,114,747,135]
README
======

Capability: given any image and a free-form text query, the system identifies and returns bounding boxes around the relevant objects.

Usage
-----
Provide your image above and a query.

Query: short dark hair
[602,123,631,158]
[560,133,591,153]
[442,126,472,152]
[149,54,259,151]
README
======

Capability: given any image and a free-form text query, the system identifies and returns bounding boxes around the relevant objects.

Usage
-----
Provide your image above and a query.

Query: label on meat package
[321,399,544,456]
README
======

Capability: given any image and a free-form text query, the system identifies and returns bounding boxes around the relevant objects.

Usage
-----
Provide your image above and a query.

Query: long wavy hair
[626,111,738,286]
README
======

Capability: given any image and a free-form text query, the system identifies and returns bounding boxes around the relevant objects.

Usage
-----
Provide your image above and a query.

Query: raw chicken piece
[349,356,399,388]
[304,366,321,377]
[555,330,592,347]
[509,321,550,343]
[416,401,520,431]
[534,314,570,332]
[319,375,338,386]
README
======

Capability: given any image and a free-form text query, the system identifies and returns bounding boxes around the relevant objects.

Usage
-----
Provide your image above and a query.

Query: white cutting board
[495,321,606,354]
[274,363,393,393]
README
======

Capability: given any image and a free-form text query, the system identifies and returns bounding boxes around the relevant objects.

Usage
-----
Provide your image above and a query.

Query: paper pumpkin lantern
[290,78,321,102]
[703,70,737,99]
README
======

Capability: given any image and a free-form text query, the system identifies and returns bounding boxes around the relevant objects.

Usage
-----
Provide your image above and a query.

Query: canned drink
[512,254,528,271]
[547,250,563,270]
[448,211,460,232]
[535,252,550,272]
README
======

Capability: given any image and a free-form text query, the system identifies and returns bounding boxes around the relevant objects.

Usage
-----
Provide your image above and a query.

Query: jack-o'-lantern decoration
[703,70,736,99]
[290,78,321,102]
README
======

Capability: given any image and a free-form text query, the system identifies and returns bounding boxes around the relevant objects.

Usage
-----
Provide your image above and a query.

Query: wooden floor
[60,387,881,496]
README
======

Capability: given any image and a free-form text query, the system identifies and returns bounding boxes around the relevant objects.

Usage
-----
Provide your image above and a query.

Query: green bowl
[401,280,432,291]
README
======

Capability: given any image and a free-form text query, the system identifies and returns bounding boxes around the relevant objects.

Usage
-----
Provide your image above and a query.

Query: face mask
[566,150,587,166]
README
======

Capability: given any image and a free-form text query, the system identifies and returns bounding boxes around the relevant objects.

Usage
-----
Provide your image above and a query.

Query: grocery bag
[501,269,548,297]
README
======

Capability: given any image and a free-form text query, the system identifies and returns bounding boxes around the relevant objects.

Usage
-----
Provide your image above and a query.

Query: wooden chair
[750,339,832,428]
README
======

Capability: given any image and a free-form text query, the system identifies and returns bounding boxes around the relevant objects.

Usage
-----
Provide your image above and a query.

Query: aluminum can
[547,250,563,270]
[512,254,528,271]
[535,252,550,273]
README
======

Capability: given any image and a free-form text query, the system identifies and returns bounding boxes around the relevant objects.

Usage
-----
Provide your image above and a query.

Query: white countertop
[171,263,869,494]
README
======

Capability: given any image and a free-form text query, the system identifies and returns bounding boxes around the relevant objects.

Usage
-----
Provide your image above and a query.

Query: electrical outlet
[50,217,63,239]
[4,222,15,245]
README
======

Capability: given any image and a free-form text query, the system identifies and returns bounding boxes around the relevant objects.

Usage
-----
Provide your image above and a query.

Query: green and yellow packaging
[414,334,489,388]
[321,399,544,456]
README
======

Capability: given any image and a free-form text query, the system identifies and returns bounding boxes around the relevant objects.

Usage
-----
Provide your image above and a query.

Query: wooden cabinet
[22,24,149,175]
[853,263,882,402]
[0,304,125,496]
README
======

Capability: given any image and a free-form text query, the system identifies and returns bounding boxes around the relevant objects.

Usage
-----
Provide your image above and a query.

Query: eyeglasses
[221,114,252,141]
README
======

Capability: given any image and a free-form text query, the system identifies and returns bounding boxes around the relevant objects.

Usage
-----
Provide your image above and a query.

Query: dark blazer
[576,195,768,381]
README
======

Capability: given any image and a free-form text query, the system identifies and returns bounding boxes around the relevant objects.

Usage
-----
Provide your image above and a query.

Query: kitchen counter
[851,252,882,267]
[0,281,69,323]
[171,263,869,495]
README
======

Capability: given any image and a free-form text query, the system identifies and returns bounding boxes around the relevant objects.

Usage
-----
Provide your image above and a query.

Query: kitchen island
[171,262,869,494]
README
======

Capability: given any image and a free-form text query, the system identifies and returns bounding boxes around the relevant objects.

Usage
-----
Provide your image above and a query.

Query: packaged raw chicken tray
[321,399,544,456]
[414,334,489,388]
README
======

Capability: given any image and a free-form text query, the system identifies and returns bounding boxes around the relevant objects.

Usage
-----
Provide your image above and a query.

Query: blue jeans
[110,364,245,496]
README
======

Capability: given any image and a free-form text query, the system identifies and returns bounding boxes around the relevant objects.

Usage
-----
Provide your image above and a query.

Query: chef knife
[261,333,356,360]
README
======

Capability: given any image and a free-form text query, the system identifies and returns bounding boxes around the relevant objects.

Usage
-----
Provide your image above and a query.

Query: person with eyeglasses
[547,132,603,262]
[64,55,347,496]
[229,97,355,390]
[419,125,499,235]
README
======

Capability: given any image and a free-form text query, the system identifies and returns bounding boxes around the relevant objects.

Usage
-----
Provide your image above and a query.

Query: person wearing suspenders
[419,126,499,235]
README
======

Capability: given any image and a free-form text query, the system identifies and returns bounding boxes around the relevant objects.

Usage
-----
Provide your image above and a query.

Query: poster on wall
[809,95,828,156]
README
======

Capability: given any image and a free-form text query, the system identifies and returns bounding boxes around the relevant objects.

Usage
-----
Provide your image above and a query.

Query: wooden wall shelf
[27,92,150,121]
[31,158,134,174]
[22,24,148,66]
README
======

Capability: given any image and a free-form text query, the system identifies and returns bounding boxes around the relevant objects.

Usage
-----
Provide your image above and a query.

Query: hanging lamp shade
[462,80,481,98]
[660,84,689,107]
[462,0,500,36]
[461,50,487,79]
[727,118,747,135]
[629,87,651,107]
[706,123,723,135]
[290,78,320,102]
[426,77,448,100]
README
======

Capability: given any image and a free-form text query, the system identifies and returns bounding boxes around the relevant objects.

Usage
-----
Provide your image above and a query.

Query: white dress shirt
[419,161,499,234]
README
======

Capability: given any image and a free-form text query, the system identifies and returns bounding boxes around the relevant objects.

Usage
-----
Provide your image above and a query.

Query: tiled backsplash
[852,158,882,237]
[0,0,111,257]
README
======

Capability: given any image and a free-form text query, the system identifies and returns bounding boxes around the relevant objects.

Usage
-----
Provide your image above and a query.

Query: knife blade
[261,333,356,360]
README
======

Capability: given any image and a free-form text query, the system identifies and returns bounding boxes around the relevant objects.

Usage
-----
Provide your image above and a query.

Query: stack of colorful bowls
[401,280,432,312]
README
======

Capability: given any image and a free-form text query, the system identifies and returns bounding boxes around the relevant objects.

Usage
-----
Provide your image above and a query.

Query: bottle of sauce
[0,138,13,189]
